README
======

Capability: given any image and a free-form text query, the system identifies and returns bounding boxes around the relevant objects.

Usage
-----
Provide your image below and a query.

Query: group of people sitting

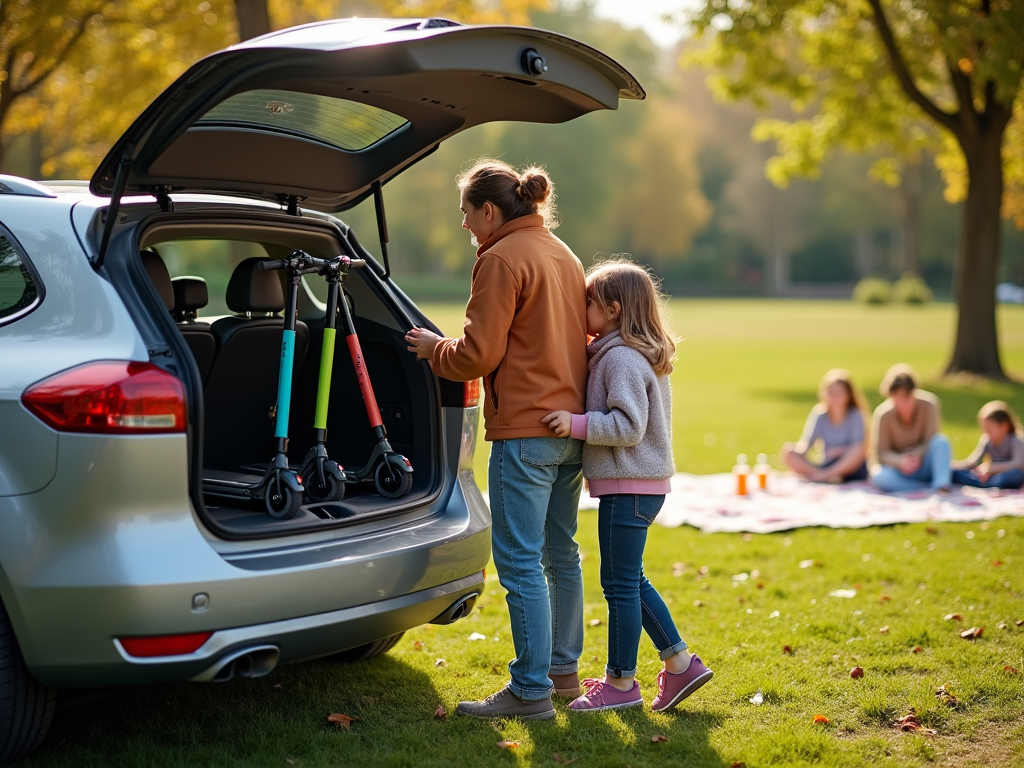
[782,364,1024,491]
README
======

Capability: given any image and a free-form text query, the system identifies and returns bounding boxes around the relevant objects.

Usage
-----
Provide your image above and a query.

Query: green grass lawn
[420,299,1024,481]
[23,300,1024,768]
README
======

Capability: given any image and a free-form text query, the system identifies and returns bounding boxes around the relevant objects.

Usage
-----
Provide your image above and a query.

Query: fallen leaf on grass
[434,659,447,667]
[992,559,1004,567]
[829,589,857,598]
[650,735,669,743]
[894,708,936,734]
[879,626,890,634]
[998,622,1008,630]
[693,599,704,607]
[799,559,816,569]
[850,666,864,679]
[698,565,710,575]
[553,753,578,765]
[756,582,764,589]
[912,646,924,654]
[880,595,891,602]
[588,618,603,627]
[960,626,984,639]
[273,683,285,690]
[1004,665,1020,675]
[327,713,359,729]
[1016,619,1024,627]
[412,640,425,651]
[491,664,504,675]
[468,632,487,641]
[749,689,764,705]
[285,758,296,766]
[944,613,962,622]
[730,763,746,768]
[935,683,958,707]
[434,706,447,720]
[812,715,830,725]
[782,645,794,656]
[497,741,519,750]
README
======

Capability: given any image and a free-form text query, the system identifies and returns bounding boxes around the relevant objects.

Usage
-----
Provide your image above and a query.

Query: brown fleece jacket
[430,214,588,441]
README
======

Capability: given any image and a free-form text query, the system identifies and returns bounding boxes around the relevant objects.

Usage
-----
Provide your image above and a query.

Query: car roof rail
[0,175,57,198]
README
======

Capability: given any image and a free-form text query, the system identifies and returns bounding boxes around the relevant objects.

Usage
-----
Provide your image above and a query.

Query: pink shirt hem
[588,478,673,498]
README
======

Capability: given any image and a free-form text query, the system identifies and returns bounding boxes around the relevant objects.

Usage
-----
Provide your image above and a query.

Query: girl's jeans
[952,468,1024,489]
[488,437,585,701]
[598,494,687,678]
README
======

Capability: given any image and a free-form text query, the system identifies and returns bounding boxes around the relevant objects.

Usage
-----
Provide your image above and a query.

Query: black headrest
[171,276,209,312]
[226,257,284,314]
[140,249,174,312]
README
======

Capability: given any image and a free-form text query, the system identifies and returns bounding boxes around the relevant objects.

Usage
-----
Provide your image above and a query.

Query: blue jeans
[952,468,1024,489]
[488,437,585,701]
[598,494,687,679]
[872,434,952,492]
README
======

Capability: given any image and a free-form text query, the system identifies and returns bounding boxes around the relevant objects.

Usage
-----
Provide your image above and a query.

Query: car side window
[0,227,42,326]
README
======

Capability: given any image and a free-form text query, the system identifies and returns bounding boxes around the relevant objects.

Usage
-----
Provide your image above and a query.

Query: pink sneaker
[651,655,713,712]
[568,677,643,712]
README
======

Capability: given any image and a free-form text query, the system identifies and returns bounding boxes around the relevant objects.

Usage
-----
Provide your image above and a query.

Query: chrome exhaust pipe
[429,592,479,625]
[191,645,280,683]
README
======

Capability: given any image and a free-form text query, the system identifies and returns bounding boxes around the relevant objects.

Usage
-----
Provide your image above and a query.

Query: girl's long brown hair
[819,368,871,449]
[587,258,677,376]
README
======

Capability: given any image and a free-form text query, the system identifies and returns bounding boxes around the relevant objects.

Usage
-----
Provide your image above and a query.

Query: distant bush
[853,277,892,305]
[892,272,934,304]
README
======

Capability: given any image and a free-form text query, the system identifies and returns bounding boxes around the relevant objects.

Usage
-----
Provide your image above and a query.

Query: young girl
[542,259,713,713]
[951,401,1024,489]
[782,369,869,483]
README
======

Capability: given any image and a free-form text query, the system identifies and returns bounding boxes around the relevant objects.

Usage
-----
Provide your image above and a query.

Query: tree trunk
[234,0,271,41]
[946,127,1006,378]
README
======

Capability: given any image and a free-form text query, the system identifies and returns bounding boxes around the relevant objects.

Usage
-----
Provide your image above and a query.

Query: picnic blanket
[577,472,1024,533]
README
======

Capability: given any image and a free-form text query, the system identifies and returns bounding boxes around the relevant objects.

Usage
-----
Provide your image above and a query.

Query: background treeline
[3,1,1023,301]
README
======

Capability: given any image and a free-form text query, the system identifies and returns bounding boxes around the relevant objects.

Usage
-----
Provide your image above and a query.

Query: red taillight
[464,378,481,408]
[22,361,186,434]
[119,632,212,658]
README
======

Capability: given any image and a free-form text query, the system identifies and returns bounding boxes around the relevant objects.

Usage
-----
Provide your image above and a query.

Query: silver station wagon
[0,17,642,761]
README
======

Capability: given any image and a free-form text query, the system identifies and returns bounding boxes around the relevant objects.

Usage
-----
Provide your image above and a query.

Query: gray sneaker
[455,686,556,720]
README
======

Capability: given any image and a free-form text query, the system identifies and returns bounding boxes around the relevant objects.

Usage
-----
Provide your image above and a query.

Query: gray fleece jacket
[569,331,675,496]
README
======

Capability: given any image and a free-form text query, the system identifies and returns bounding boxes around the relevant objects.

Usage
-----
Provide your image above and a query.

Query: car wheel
[330,633,405,663]
[0,600,56,763]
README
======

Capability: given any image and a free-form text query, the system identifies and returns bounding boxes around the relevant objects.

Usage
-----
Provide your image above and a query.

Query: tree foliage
[687,0,1024,377]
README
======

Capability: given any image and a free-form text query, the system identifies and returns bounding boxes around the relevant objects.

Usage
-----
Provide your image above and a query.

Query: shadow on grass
[27,653,731,768]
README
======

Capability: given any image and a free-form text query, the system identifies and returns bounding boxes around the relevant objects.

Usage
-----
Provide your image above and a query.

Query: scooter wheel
[305,472,345,504]
[266,482,302,519]
[374,456,413,499]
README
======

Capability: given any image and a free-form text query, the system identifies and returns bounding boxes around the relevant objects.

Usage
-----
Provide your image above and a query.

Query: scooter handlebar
[257,258,290,271]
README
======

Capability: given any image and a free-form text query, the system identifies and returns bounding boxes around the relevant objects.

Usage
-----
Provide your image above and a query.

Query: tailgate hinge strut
[372,180,391,279]
[154,186,174,212]
[93,157,131,270]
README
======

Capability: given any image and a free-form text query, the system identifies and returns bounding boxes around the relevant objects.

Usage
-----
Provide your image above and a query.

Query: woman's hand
[976,462,992,482]
[405,327,444,360]
[542,410,572,437]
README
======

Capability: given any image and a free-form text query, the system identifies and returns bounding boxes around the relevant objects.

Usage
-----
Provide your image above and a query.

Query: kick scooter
[296,253,363,503]
[319,249,414,499]
[201,252,323,518]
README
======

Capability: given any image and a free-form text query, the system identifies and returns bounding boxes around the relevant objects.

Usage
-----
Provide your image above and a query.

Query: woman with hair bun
[406,159,588,721]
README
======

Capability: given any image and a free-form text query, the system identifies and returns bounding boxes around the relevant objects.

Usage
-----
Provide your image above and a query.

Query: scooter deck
[202,469,267,499]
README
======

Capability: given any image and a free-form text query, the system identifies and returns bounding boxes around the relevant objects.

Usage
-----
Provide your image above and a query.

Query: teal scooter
[202,252,323,518]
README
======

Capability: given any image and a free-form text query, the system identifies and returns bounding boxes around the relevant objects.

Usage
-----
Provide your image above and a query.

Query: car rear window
[0,231,41,325]
[196,89,409,151]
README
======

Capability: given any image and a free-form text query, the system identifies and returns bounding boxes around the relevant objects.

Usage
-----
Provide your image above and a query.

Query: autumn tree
[688,0,1024,378]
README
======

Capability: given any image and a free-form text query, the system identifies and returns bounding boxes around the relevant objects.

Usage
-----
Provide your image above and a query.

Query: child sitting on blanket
[951,401,1024,489]
[542,259,713,714]
[782,369,870,483]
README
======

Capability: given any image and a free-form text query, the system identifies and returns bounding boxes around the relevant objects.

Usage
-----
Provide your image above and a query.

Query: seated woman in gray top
[951,400,1024,489]
[782,369,869,483]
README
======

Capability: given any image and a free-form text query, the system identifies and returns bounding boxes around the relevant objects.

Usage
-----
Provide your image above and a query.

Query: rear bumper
[107,571,484,686]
